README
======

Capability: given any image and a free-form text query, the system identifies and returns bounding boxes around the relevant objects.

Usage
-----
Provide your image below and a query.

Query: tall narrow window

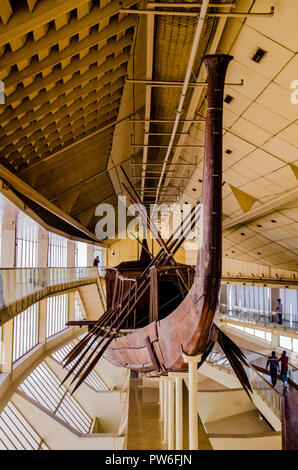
[48,233,67,267]
[75,241,88,267]
[13,303,39,362]
[0,401,49,450]
[46,294,68,338]
[19,362,92,434]
[16,213,38,268]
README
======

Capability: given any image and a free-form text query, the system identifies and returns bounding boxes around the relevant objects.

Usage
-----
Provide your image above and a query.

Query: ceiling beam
[0,164,102,241]
[0,0,136,47]
[0,79,124,138]
[18,112,138,177]
[223,188,298,230]
[0,63,127,124]
[4,17,136,89]
[0,94,121,149]
[4,37,132,105]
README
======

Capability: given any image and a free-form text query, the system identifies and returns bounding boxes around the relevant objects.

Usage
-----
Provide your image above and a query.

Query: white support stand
[182,352,202,450]
[167,377,175,450]
[169,372,184,450]
[159,377,164,421]
[162,376,168,444]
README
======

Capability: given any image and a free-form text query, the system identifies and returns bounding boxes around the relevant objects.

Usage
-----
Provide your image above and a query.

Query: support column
[37,227,48,267]
[38,298,47,347]
[159,377,164,421]
[167,377,175,450]
[67,240,76,267]
[2,319,13,373]
[271,288,279,313]
[162,376,168,444]
[169,372,184,450]
[182,352,202,450]
[68,292,75,323]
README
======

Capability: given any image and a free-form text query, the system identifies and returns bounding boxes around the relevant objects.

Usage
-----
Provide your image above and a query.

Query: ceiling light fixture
[252,47,267,63]
[224,94,233,104]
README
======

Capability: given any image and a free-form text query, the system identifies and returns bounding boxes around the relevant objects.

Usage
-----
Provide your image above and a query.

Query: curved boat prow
[104,54,233,373]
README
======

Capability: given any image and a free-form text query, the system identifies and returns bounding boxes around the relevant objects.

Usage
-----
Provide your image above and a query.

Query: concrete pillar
[87,244,93,267]
[271,288,280,312]
[272,333,279,349]
[169,372,184,450]
[1,216,16,267]
[68,292,75,322]
[167,377,175,450]
[2,319,13,373]
[38,298,47,346]
[182,352,202,450]
[37,227,48,267]
[67,240,76,267]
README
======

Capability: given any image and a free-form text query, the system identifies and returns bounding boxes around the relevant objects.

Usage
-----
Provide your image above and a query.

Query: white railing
[0,267,102,324]
[207,348,283,419]
[217,303,298,331]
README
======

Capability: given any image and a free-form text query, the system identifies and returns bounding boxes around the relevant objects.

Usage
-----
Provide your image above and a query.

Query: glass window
[48,233,67,267]
[75,241,88,267]
[265,332,272,342]
[13,303,39,362]
[279,335,292,351]
[254,330,265,339]
[0,401,49,450]
[16,212,38,268]
[18,362,91,434]
[46,294,68,338]
[244,327,254,335]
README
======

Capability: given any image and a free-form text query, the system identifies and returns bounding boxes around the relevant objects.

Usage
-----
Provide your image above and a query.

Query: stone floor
[126,378,212,450]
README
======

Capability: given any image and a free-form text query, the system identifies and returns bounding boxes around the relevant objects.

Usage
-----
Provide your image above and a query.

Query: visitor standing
[279,351,289,388]
[276,298,283,325]
[266,351,280,388]
[93,256,100,267]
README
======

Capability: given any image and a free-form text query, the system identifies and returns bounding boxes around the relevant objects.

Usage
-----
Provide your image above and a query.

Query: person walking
[279,351,289,388]
[266,351,280,388]
[276,298,283,325]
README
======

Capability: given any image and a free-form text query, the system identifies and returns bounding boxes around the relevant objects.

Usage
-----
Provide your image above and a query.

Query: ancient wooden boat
[63,54,252,397]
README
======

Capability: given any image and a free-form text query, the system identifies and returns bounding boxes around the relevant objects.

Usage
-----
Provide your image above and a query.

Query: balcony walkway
[217,304,298,333]
[0,267,105,326]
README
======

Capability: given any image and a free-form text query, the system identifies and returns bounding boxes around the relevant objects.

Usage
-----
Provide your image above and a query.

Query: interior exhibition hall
[0,0,297,451]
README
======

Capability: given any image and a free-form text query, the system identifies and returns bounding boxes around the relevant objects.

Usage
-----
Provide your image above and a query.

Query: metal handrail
[207,347,283,418]
[217,303,298,330]
[0,267,100,326]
